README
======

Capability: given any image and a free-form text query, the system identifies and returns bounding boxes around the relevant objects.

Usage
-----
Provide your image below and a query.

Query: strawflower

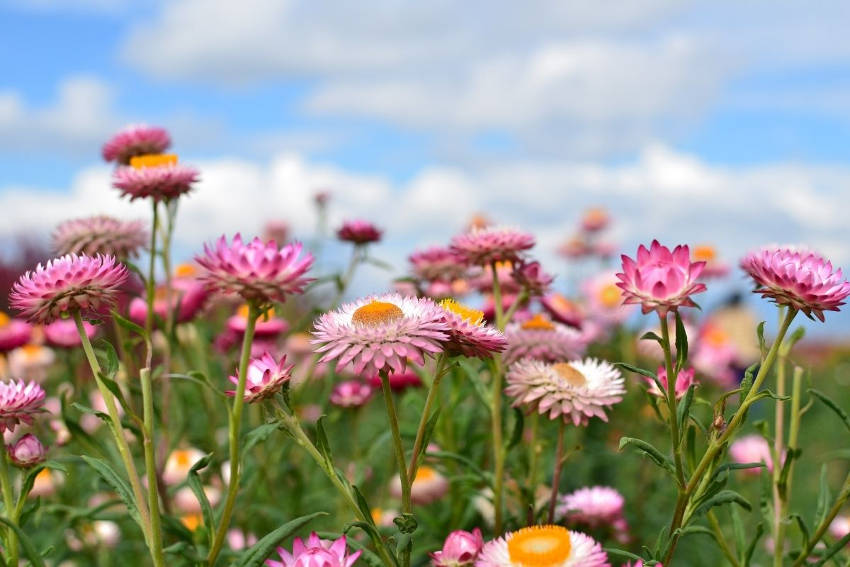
[475,525,609,567]
[503,314,586,365]
[0,313,32,352]
[53,215,148,259]
[226,353,293,403]
[337,220,382,245]
[8,433,46,467]
[102,124,171,164]
[330,380,373,408]
[439,299,507,358]
[112,154,199,201]
[266,532,361,567]
[450,227,535,266]
[0,380,45,433]
[431,528,484,567]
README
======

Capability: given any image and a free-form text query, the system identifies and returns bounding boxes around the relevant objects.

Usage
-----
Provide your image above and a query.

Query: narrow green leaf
[236,512,326,567]
[809,389,850,432]
[80,456,142,530]
[810,532,850,566]
[640,331,663,345]
[756,321,766,359]
[315,415,333,467]
[111,309,147,337]
[507,407,524,451]
[743,521,764,566]
[676,384,696,438]
[674,311,689,371]
[94,338,119,378]
[618,437,675,476]
[731,506,745,561]
[187,453,215,548]
[244,421,282,454]
[352,485,375,527]
[816,464,831,527]
[790,513,810,551]
[0,517,46,567]
[693,490,752,517]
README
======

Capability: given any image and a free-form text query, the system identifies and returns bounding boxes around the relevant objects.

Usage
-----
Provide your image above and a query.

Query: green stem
[776,366,804,560]
[659,312,686,488]
[144,203,158,343]
[547,420,566,524]
[407,354,448,482]
[207,302,259,566]
[501,289,528,329]
[491,261,505,331]
[792,469,850,566]
[489,261,507,534]
[772,349,788,567]
[140,366,165,567]
[379,370,411,514]
[0,451,18,565]
[527,412,540,519]
[707,510,741,567]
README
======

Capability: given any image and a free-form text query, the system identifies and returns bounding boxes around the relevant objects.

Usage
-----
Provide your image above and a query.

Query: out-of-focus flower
[729,434,773,475]
[503,314,586,364]
[8,433,46,467]
[313,294,449,375]
[829,516,850,541]
[29,468,62,498]
[691,245,729,279]
[314,190,331,207]
[263,219,290,246]
[0,380,45,433]
[582,271,635,325]
[431,528,484,567]
[557,235,591,259]
[439,299,506,358]
[556,486,626,531]
[472,262,521,295]
[163,447,206,486]
[44,318,96,348]
[227,529,258,551]
[466,213,492,232]
[66,520,121,551]
[644,366,697,400]
[581,207,610,233]
[367,371,423,392]
[266,532,361,567]
[102,124,171,164]
[8,344,55,382]
[337,220,382,245]
[741,247,850,321]
[692,323,739,388]
[371,507,398,527]
[511,261,553,296]
[174,485,221,514]
[112,154,199,201]
[391,465,449,505]
[0,313,32,353]
[617,240,706,315]
[540,294,583,329]
[196,235,314,304]
[592,241,618,260]
[330,380,373,408]
[481,293,531,325]
[11,254,128,324]
[228,304,288,337]
[635,315,696,362]
[227,352,292,403]
[450,227,535,266]
[81,390,124,434]
[53,216,148,259]
[410,246,469,283]
[129,270,210,327]
[506,358,625,426]
[475,525,609,567]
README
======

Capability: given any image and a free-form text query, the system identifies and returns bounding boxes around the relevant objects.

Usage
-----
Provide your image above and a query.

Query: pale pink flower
[227,305,288,337]
[410,246,469,282]
[0,380,45,433]
[450,227,535,266]
[556,486,625,528]
[112,159,199,201]
[129,277,210,326]
[163,447,206,486]
[53,215,148,259]
[263,220,290,246]
[439,299,506,358]
[582,271,635,325]
[475,525,609,567]
[829,516,850,541]
[267,533,361,567]
[617,240,707,314]
[8,344,55,383]
[227,353,293,403]
[8,433,46,467]
[390,465,449,505]
[44,318,96,348]
[644,366,697,400]
[0,313,32,352]
[431,528,484,567]
[741,247,850,321]
[337,220,382,245]
[729,434,773,474]
[692,324,738,388]
[196,235,314,304]
[102,124,171,164]
[228,529,258,551]
[557,235,591,259]
[503,314,586,365]
[330,380,373,408]
[692,245,730,279]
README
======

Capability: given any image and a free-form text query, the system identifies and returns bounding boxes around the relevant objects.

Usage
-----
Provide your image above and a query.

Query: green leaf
[676,525,715,539]
[0,517,46,567]
[739,362,759,400]
[80,456,142,530]
[731,506,746,560]
[712,461,766,476]
[816,464,831,527]
[693,490,752,517]
[18,461,66,505]
[244,421,282,453]
[810,532,850,566]
[743,521,764,566]
[236,512,326,567]
[94,338,119,379]
[602,548,646,562]
[618,437,675,476]
[71,402,110,424]
[615,363,666,396]
[640,331,663,345]
[315,415,333,468]
[187,453,215,549]
[756,321,766,359]
[111,309,147,337]
[507,407,524,451]
[777,448,802,492]
[790,514,810,551]
[676,384,696,438]
[809,389,850,432]
[351,485,375,527]
[674,311,689,371]
[416,407,442,465]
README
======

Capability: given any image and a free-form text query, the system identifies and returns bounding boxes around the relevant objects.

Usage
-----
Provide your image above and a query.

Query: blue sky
[2,0,850,333]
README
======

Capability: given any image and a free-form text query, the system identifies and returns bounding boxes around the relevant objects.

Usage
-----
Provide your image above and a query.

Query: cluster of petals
[644,366,697,400]
[506,358,625,426]
[740,246,850,321]
[616,240,707,314]
[556,486,627,530]
[540,294,583,328]
[0,380,45,433]
[130,277,210,327]
[102,124,171,164]
[439,299,507,358]
[8,433,46,467]
[227,352,293,403]
[196,234,314,304]
[729,434,773,474]
[409,246,469,282]
[330,380,373,408]
[475,525,609,567]
[450,226,535,266]
[337,220,382,245]
[0,314,32,352]
[53,215,148,259]
[44,318,96,348]
[511,260,554,296]
[112,162,199,202]
[266,533,361,567]
[11,254,129,323]
[431,528,484,567]
[503,315,586,365]
[312,294,449,376]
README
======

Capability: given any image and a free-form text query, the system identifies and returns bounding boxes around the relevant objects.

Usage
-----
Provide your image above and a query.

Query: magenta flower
[312,294,449,375]
[0,313,32,353]
[330,380,374,408]
[53,215,148,259]
[503,314,586,365]
[266,533,361,567]
[11,254,129,323]
[129,277,210,326]
[432,529,484,567]
[616,240,707,314]
[511,260,553,296]
[409,246,468,282]
[741,247,850,321]
[227,353,293,403]
[8,433,46,467]
[439,299,507,358]
[644,366,697,400]
[367,371,423,392]
[540,294,583,328]
[0,380,45,433]
[196,235,314,304]
[337,220,382,245]
[112,160,199,202]
[44,318,96,348]
[450,226,535,266]
[102,124,171,164]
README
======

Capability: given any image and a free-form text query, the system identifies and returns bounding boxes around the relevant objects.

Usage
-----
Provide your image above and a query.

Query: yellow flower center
[548,294,575,312]
[20,344,43,361]
[181,513,202,531]
[414,466,436,483]
[175,263,197,278]
[237,304,276,320]
[598,284,622,309]
[174,450,192,469]
[371,508,384,524]
[351,301,404,326]
[130,154,178,169]
[704,325,729,347]
[35,469,51,482]
[440,299,484,325]
[507,525,572,567]
[553,363,587,387]
[521,314,555,332]
[693,245,717,262]
[0,312,9,328]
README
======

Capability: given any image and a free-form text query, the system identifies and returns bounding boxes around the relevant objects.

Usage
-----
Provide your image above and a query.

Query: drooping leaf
[618,437,675,476]
[186,453,215,548]
[809,389,850,432]
[674,311,689,371]
[693,490,752,517]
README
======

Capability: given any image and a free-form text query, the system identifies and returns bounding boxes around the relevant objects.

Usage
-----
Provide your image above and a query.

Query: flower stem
[659,312,686,488]
[775,366,804,564]
[140,366,164,567]
[527,412,541,520]
[207,302,259,566]
[379,370,411,514]
[407,354,448,482]
[491,261,505,331]
[0,450,18,565]
[772,330,789,567]
[547,419,566,524]
[489,261,507,533]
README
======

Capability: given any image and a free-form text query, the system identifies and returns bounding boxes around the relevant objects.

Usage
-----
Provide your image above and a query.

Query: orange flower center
[440,299,484,325]
[352,301,404,326]
[130,154,178,169]
[237,304,276,320]
[181,513,202,531]
[548,294,576,312]
[414,466,436,483]
[371,508,384,524]
[175,263,197,278]
[553,363,587,387]
[693,245,717,262]
[174,450,191,468]
[521,314,555,331]
[583,207,607,224]
[704,325,729,347]
[20,344,44,360]
[598,284,622,309]
[507,525,572,567]
[0,312,9,328]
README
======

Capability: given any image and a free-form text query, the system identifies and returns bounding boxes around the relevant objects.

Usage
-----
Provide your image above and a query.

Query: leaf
[777,448,803,492]
[111,309,148,338]
[676,525,715,539]
[602,547,645,561]
[674,311,689,371]
[187,453,215,548]
[731,506,745,560]
[507,407,524,451]
[756,321,766,359]
[618,437,675,476]
[640,331,663,345]
[416,407,442,465]
[790,514,810,551]
[19,461,66,504]
[94,338,119,379]
[810,532,850,566]
[615,363,666,396]
[80,456,142,530]
[676,384,696,439]
[693,490,752,517]
[739,363,759,400]
[816,464,831,527]
[0,517,46,567]
[351,485,375,527]
[236,512,326,567]
[743,521,765,566]
[71,402,110,424]
[809,389,850,432]
[315,416,333,468]
[712,462,766,476]
[243,421,282,454]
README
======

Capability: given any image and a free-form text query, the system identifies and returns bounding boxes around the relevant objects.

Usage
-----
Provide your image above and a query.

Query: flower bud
[8,433,46,467]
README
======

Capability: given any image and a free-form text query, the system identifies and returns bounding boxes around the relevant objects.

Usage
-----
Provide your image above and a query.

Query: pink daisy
[312,293,449,375]
[112,156,199,201]
[439,299,507,358]
[195,234,314,304]
[503,314,586,365]
[0,313,32,352]
[616,240,707,315]
[450,227,535,266]
[556,486,625,528]
[431,528,484,567]
[644,366,697,400]
[7,433,46,468]
[10,254,129,323]
[102,124,171,164]
[53,215,148,259]
[227,352,293,403]
[329,380,373,408]
[266,532,361,567]
[0,380,45,433]
[475,525,609,567]
[337,220,382,245]
[409,246,469,282]
[44,318,96,348]
[741,247,850,321]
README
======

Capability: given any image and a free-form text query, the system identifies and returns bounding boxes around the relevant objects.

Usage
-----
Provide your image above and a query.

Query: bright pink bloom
[53,215,148,259]
[227,353,293,403]
[556,486,626,529]
[741,247,850,321]
[431,528,484,567]
[330,380,373,408]
[367,371,423,392]
[196,235,314,304]
[102,124,171,164]
[410,246,468,282]
[450,227,535,266]
[439,299,506,358]
[729,434,773,474]
[0,314,32,352]
[266,533,361,567]
[11,254,129,323]
[337,220,382,245]
[617,240,706,315]
[0,380,45,433]
[644,366,697,399]
[44,318,96,348]
[8,433,46,467]
[112,162,199,201]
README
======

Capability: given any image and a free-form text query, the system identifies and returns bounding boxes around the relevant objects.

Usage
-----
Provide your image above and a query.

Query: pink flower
[0,380,45,433]
[511,261,553,296]
[729,434,773,474]
[330,380,373,408]
[227,353,293,403]
[227,305,288,337]
[102,124,171,164]
[196,235,314,304]
[557,235,591,259]
[503,314,586,365]
[390,465,449,505]
[0,313,32,352]
[438,299,507,358]
[44,318,96,348]
[8,433,46,467]
[11,254,129,323]
[409,246,468,282]
[129,277,210,326]
[829,516,850,541]
[263,220,290,246]
[644,366,697,399]
[476,525,609,567]
[556,486,625,529]
[337,220,382,245]
[112,157,199,202]
[314,190,331,206]
[617,240,707,315]
[741,247,850,321]
[580,207,610,233]
[692,245,730,279]
[367,371,423,392]
[53,216,148,259]
[450,227,535,266]
[582,271,635,325]
[431,528,484,567]
[266,533,361,567]
[540,293,583,328]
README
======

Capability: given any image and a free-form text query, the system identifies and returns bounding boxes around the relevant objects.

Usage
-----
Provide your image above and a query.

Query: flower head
[196,235,314,304]
[503,315,586,365]
[616,240,707,314]
[53,216,148,259]
[8,344,55,382]
[475,525,610,567]
[390,465,449,505]
[337,220,382,245]
[0,380,45,433]
[112,154,199,201]
[692,245,729,279]
[312,294,449,375]
[581,208,610,233]
[439,299,507,358]
[162,447,206,486]
[431,528,484,567]
[330,380,373,408]
[129,273,210,327]
[556,486,625,528]
[741,247,850,321]
[267,533,361,567]
[0,313,32,352]
[506,358,625,426]
[511,261,554,296]
[8,433,46,467]
[11,254,129,323]
[540,294,583,328]
[367,371,423,391]
[43,318,96,348]
[582,271,634,325]
[644,366,697,400]
[729,434,773,475]
[102,124,171,164]
[410,246,468,282]
[450,227,535,266]
[228,353,293,403]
